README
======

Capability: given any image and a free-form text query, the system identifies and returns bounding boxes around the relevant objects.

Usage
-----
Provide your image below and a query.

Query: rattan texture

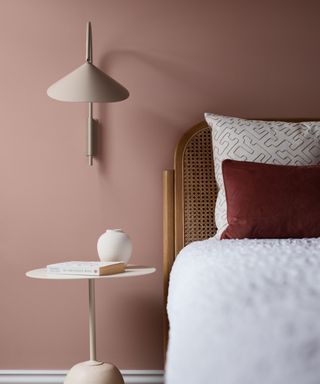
[183,126,218,244]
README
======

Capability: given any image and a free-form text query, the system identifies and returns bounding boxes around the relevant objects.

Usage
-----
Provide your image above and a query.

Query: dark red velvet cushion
[221,159,320,239]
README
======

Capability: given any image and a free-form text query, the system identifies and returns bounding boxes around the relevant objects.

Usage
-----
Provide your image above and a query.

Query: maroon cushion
[221,159,320,239]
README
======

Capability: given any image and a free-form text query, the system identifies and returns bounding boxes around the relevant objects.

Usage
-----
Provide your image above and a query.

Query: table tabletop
[26,265,156,280]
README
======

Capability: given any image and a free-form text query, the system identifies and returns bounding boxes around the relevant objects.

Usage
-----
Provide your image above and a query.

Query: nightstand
[26,266,156,384]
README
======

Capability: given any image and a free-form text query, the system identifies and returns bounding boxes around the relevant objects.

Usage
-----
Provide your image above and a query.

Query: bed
[163,116,320,384]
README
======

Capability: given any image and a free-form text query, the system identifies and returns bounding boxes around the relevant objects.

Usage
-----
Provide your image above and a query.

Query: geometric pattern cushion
[204,113,320,238]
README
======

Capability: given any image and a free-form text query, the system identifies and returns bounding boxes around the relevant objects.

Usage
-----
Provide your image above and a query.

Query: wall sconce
[47,22,129,165]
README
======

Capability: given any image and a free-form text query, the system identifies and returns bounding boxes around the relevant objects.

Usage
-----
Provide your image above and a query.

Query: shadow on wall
[99,293,164,367]
[99,48,218,100]
[94,49,218,175]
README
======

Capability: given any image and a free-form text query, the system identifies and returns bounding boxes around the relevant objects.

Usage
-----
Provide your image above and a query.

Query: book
[46,261,126,276]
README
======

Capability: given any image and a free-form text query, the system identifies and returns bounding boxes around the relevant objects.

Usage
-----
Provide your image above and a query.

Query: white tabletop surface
[26,265,156,280]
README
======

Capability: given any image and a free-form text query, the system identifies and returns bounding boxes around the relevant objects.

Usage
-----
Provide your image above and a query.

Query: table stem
[88,279,96,361]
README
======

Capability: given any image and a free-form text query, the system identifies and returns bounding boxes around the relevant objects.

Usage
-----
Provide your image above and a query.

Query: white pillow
[204,113,320,238]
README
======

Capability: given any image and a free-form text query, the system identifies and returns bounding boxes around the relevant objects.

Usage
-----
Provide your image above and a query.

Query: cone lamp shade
[47,62,129,103]
[47,22,129,165]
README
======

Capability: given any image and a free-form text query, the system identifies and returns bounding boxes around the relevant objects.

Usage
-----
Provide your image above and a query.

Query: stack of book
[46,261,126,276]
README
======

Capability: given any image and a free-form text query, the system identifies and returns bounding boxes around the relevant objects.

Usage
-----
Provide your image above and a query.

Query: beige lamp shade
[47,61,129,103]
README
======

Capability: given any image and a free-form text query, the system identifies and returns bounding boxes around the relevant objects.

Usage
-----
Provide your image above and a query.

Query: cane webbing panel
[183,125,218,244]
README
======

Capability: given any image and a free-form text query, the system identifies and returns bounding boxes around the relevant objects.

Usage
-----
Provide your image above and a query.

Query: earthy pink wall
[1,0,320,370]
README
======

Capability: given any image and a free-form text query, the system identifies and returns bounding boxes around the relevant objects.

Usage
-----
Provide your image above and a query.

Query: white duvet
[166,238,320,384]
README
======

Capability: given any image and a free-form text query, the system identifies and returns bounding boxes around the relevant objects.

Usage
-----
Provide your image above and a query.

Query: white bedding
[166,238,320,384]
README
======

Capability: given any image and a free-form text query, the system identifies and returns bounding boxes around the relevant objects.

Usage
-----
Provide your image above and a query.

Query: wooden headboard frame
[162,117,318,352]
[163,120,217,350]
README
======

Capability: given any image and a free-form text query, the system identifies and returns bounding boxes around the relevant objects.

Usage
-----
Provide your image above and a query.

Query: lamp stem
[86,21,93,63]
[87,102,94,166]
[88,279,97,361]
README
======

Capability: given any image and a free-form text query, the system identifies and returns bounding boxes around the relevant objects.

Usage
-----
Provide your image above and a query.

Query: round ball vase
[97,229,132,263]
[64,361,124,384]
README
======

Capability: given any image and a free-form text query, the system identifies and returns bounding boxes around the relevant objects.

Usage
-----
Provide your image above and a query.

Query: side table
[26,266,156,384]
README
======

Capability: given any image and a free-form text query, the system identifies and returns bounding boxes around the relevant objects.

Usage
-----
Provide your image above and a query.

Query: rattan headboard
[174,121,217,250]
[162,120,217,350]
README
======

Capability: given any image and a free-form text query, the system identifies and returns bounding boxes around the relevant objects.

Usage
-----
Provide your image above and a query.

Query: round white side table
[26,266,156,384]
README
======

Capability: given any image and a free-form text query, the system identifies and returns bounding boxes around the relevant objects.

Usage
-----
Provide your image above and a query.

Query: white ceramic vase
[97,229,132,264]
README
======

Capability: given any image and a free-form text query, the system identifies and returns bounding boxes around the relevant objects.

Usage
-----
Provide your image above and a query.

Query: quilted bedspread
[166,238,320,384]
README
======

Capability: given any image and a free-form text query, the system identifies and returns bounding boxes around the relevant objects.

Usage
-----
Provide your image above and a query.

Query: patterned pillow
[204,113,320,238]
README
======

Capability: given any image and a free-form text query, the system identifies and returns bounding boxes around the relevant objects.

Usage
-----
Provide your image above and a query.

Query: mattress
[165,238,320,384]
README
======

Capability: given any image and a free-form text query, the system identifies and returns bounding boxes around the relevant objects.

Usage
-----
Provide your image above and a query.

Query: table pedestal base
[64,361,124,384]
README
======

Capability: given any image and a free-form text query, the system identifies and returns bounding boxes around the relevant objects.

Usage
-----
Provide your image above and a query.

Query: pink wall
[1,0,320,370]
